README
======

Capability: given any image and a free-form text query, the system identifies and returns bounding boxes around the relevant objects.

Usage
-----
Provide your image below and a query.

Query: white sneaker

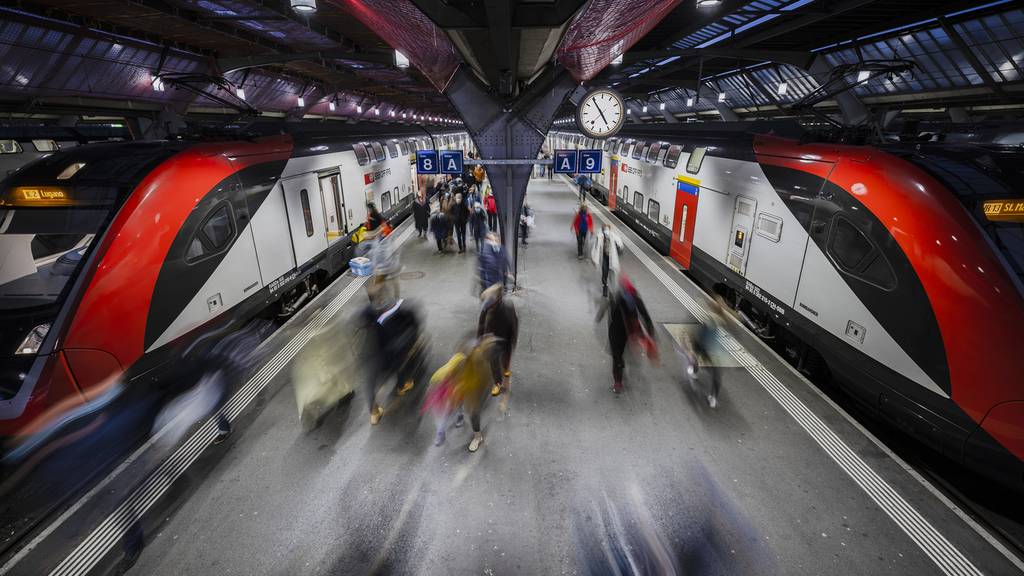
[707,394,717,409]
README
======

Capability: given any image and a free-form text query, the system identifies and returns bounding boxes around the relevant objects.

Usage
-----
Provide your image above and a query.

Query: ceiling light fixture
[395,50,410,69]
[659,102,666,110]
[291,0,317,14]
[686,97,694,107]
[611,54,623,65]
[717,92,726,102]
[328,100,336,112]
[642,104,648,113]
[297,96,305,107]
[374,108,379,116]
[777,81,788,96]
[356,105,363,113]
[857,70,871,82]
[696,0,721,7]
[151,76,164,92]
[235,87,246,100]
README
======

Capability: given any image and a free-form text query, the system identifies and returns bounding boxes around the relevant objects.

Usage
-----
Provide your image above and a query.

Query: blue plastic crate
[349,257,373,277]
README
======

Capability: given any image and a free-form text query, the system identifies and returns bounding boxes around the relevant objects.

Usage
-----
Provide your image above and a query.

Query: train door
[669,176,700,268]
[608,155,619,210]
[281,174,329,265]
[319,173,346,244]
[726,195,757,275]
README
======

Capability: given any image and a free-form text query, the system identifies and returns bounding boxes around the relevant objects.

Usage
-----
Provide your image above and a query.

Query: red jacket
[571,211,593,234]
[485,195,497,214]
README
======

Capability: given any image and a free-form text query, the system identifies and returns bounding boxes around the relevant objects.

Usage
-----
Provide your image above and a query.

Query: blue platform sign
[553,150,578,174]
[440,150,464,174]
[578,150,602,173]
[416,150,439,174]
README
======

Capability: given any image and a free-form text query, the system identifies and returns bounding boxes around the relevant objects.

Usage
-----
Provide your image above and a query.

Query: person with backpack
[571,204,593,259]
[595,275,656,394]
[451,192,470,253]
[357,285,424,425]
[684,295,728,408]
[520,201,534,246]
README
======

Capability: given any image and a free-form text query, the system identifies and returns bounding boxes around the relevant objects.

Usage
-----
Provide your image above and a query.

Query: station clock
[575,87,626,139]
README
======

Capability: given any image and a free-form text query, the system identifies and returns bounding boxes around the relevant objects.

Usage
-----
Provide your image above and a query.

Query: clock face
[576,88,625,139]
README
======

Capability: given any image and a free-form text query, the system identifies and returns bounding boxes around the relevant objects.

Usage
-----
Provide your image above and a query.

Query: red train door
[670,176,700,268]
[608,156,619,210]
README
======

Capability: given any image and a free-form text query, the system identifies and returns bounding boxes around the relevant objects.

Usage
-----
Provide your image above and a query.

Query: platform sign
[553,150,578,174]
[439,150,464,174]
[578,150,602,173]
[416,150,439,174]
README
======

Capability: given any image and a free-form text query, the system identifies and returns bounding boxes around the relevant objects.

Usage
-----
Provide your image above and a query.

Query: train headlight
[15,324,50,355]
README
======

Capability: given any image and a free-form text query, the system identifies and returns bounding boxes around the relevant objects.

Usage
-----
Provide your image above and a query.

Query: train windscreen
[902,148,1024,285]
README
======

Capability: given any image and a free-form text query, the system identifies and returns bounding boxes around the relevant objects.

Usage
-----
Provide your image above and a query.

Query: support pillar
[444,65,576,284]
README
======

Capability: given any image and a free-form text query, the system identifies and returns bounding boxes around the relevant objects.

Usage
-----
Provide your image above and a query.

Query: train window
[664,145,682,168]
[381,191,392,212]
[647,199,661,222]
[186,203,235,263]
[0,140,22,154]
[604,139,614,152]
[387,142,400,158]
[620,185,628,200]
[632,143,646,160]
[687,147,706,174]
[370,142,386,162]
[32,140,59,152]
[353,144,370,166]
[633,191,644,211]
[755,213,783,243]
[299,189,314,237]
[399,141,409,155]
[646,143,661,163]
[657,145,668,163]
[828,216,895,289]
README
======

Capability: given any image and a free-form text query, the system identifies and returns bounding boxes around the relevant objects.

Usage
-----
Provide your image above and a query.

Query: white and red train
[550,123,1024,487]
[0,126,470,439]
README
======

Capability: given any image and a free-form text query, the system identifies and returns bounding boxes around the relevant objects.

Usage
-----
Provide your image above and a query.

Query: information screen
[982,199,1024,222]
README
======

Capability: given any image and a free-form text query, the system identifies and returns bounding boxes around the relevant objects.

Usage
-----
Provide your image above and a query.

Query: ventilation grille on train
[727,251,744,272]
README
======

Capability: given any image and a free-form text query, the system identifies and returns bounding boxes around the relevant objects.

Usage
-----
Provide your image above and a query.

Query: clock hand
[594,102,610,125]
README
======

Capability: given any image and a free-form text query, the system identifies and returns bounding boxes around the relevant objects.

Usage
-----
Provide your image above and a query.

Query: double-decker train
[550,122,1024,487]
[0,126,470,440]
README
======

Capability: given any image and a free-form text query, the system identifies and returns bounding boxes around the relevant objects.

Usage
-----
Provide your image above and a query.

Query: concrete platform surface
[61,178,1020,575]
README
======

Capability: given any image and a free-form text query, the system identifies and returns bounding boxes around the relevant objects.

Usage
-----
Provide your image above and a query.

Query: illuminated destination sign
[0,186,72,206]
[983,199,1024,222]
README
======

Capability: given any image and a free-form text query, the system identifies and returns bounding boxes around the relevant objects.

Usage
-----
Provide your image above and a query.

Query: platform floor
[21,177,1021,576]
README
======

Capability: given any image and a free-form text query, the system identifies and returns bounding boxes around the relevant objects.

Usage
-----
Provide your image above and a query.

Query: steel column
[444,64,576,285]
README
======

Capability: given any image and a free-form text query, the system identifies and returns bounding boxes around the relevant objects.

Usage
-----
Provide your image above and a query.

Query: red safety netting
[556,0,683,81]
[330,0,462,92]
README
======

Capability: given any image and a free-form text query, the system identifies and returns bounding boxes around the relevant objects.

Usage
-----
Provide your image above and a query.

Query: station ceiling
[0,0,1020,125]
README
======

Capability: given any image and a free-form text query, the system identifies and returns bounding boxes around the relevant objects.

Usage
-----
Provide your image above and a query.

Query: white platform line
[583,190,983,576]
[45,225,413,576]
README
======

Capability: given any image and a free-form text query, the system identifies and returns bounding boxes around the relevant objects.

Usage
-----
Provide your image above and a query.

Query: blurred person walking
[424,336,498,452]
[571,204,593,260]
[478,232,510,292]
[520,201,534,246]
[412,193,430,238]
[451,191,470,253]
[358,285,425,425]
[478,284,518,403]
[682,296,728,408]
[429,209,451,254]
[469,202,488,252]
[596,275,656,394]
[591,224,623,297]
[484,189,498,232]
[367,227,401,302]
